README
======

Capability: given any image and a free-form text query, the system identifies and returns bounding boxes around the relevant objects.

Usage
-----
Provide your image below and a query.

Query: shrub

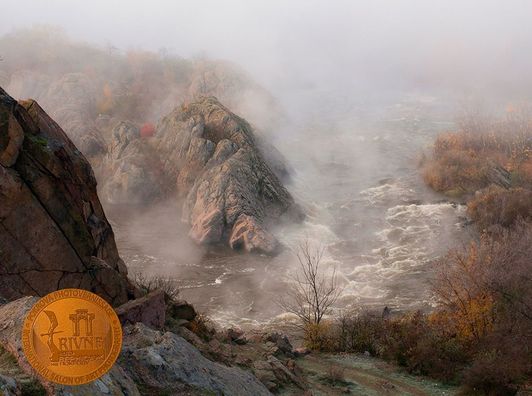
[325,366,346,385]
[461,348,526,396]
[186,313,216,342]
[132,272,180,301]
[333,310,384,355]
[303,321,335,351]
[326,310,468,382]
[422,113,532,197]
[433,221,532,391]
[467,186,532,231]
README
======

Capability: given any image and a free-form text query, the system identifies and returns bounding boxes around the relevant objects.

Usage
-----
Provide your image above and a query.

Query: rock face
[155,97,301,253]
[0,297,271,396]
[97,96,300,253]
[99,121,166,204]
[116,289,167,329]
[120,323,271,395]
[0,87,133,306]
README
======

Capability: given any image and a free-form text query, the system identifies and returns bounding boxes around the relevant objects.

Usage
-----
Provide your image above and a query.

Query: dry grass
[131,272,180,301]
[325,365,346,385]
[186,313,216,341]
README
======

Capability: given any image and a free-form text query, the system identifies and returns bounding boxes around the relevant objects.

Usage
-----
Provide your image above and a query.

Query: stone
[230,214,279,254]
[0,297,141,395]
[263,332,294,357]
[0,297,274,396]
[225,328,248,345]
[0,87,135,306]
[166,299,197,322]
[293,347,311,357]
[253,356,306,391]
[0,374,19,396]
[156,97,303,253]
[0,114,24,167]
[121,323,271,395]
[40,73,107,159]
[267,355,306,390]
[116,290,166,329]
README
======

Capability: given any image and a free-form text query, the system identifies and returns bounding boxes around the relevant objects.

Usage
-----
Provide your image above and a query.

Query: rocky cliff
[0,87,134,306]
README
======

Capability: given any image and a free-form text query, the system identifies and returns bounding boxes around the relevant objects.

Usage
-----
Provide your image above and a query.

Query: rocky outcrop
[120,323,271,395]
[167,299,197,322]
[99,121,166,204]
[40,73,107,157]
[0,87,134,305]
[155,97,302,253]
[116,289,167,329]
[96,96,300,253]
[0,297,271,396]
[0,297,139,395]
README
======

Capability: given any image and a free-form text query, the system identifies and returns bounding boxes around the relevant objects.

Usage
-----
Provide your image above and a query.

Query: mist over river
[107,92,469,328]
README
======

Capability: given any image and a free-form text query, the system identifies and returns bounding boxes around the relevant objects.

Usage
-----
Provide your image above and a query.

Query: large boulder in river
[0,87,134,306]
[156,97,302,254]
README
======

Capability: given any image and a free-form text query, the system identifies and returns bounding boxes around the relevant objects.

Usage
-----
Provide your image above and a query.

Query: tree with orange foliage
[433,242,496,343]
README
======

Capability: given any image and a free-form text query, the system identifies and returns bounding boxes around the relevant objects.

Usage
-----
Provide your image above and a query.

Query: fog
[1,1,531,325]
[2,0,532,108]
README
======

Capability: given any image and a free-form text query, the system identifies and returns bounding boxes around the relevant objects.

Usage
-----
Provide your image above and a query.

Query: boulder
[293,347,311,357]
[225,328,248,345]
[0,297,141,396]
[0,297,272,396]
[262,332,294,357]
[0,374,18,396]
[230,214,279,254]
[116,290,166,329]
[167,299,197,322]
[156,97,302,253]
[120,323,272,395]
[0,87,134,306]
[252,356,306,391]
[0,298,38,387]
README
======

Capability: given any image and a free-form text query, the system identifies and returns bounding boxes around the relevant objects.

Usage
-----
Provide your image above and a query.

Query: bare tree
[279,240,341,327]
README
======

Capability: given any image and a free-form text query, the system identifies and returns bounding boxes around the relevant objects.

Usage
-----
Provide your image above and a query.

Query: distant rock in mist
[0,86,135,305]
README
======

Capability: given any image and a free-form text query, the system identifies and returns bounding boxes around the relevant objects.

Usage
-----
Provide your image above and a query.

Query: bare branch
[278,240,341,326]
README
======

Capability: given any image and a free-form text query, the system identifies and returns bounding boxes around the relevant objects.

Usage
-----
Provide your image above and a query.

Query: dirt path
[283,353,457,396]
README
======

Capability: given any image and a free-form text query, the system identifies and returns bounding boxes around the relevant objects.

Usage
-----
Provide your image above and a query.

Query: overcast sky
[2,0,531,101]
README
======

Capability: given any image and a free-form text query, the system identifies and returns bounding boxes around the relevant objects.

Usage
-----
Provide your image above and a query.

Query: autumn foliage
[304,113,532,393]
[466,186,532,231]
[422,111,532,197]
[308,223,531,393]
